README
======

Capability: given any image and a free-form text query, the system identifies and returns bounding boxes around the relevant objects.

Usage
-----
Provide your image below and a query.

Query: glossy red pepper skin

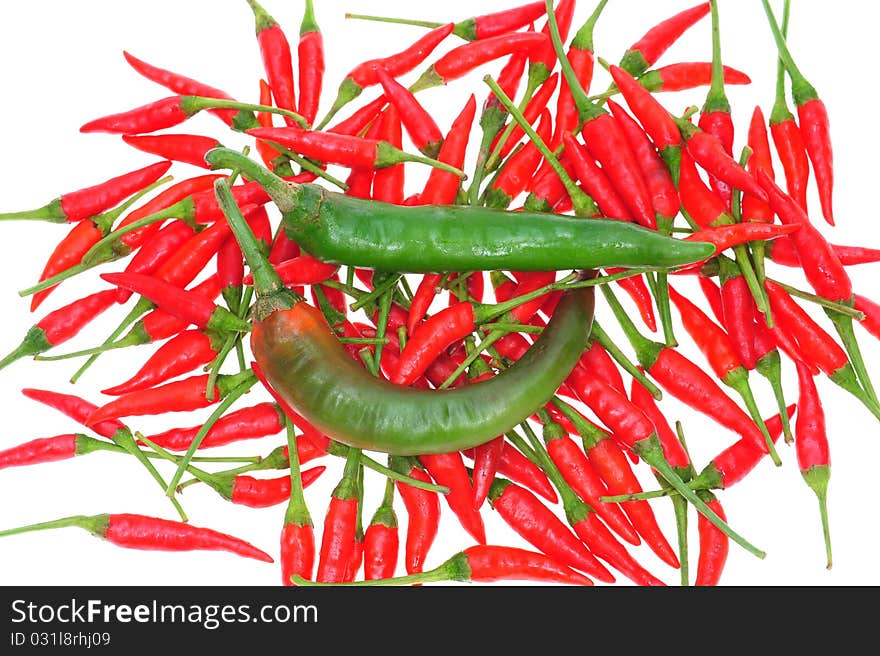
[0,434,78,470]
[766,237,880,268]
[695,494,729,585]
[640,63,750,92]
[742,106,775,223]
[229,468,325,508]
[297,0,324,126]
[21,388,125,440]
[316,496,358,584]
[101,330,219,397]
[492,73,559,160]
[349,24,454,89]
[327,95,388,136]
[488,479,615,583]
[609,65,681,151]
[571,512,665,586]
[459,545,592,585]
[122,51,239,125]
[363,521,398,581]
[619,2,711,75]
[122,134,220,169]
[392,302,476,386]
[248,0,297,125]
[564,134,632,221]
[422,95,477,207]
[281,523,315,585]
[797,98,834,225]
[376,68,443,158]
[487,109,553,209]
[458,2,547,41]
[103,514,272,562]
[30,221,103,311]
[419,452,486,544]
[372,105,406,204]
[35,289,118,348]
[393,462,440,576]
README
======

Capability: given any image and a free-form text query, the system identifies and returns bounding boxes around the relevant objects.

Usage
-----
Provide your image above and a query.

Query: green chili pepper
[213,178,598,456]
[205,148,714,273]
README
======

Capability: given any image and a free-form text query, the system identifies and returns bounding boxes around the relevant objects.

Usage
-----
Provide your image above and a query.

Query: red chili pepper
[668,284,779,461]
[421,94,477,207]
[540,417,640,546]
[563,133,632,221]
[766,237,880,268]
[85,370,253,425]
[453,2,547,41]
[763,280,855,386]
[604,271,658,333]
[21,388,125,440]
[391,457,440,576]
[554,1,607,142]
[227,468,325,509]
[255,79,282,169]
[697,0,735,207]
[246,0,297,125]
[122,51,239,126]
[372,105,406,204]
[316,451,360,584]
[99,272,249,335]
[794,360,833,568]
[684,222,799,257]
[410,32,549,92]
[246,126,459,175]
[488,478,615,583]
[756,172,850,303]
[142,402,284,451]
[695,492,729,586]
[578,342,625,395]
[420,452,486,544]
[376,68,444,158]
[281,521,315,585]
[678,150,726,229]
[392,302,476,386]
[326,95,388,136]
[79,96,195,134]
[619,2,711,76]
[603,286,771,454]
[100,330,219,397]
[742,106,775,223]
[679,124,768,204]
[464,438,557,504]
[486,109,553,209]
[1,160,171,224]
[0,513,273,562]
[0,434,106,470]
[638,62,751,93]
[30,221,103,312]
[246,254,339,289]
[629,374,691,471]
[297,0,324,127]
[526,0,577,88]
[717,257,759,370]
[317,23,454,129]
[690,406,794,491]
[363,481,399,581]
[122,134,221,169]
[0,289,118,371]
[112,175,221,265]
[562,374,681,568]
[609,65,682,153]
[762,0,834,225]
[606,99,679,221]
[853,294,880,341]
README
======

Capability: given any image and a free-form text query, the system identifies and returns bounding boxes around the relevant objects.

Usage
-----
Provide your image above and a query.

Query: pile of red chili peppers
[0,0,874,587]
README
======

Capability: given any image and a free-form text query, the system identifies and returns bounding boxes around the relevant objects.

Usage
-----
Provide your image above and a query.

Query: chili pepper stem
[726,373,782,466]
[113,428,187,522]
[183,96,308,129]
[802,465,832,569]
[590,321,663,400]
[601,489,671,503]
[482,75,598,216]
[827,310,878,406]
[765,279,864,320]
[0,199,66,223]
[34,331,145,362]
[164,374,257,496]
[70,299,152,383]
[634,433,766,559]
[756,352,794,443]
[344,14,443,30]
[0,514,108,539]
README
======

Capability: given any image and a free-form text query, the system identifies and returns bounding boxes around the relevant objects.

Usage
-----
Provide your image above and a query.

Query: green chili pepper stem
[590,321,662,400]
[437,329,505,391]
[349,451,448,494]
[601,489,672,503]
[483,75,542,175]
[634,434,766,559]
[260,141,349,191]
[284,420,312,525]
[372,283,395,372]
[0,514,111,539]
[181,96,308,129]
[0,198,66,223]
[111,427,187,521]
[343,13,443,29]
[205,334,239,402]
[828,310,878,406]
[770,0,793,125]
[473,272,578,325]
[313,77,364,131]
[702,0,731,114]
[34,330,148,362]
[758,0,817,105]
[761,280,863,320]
[468,111,507,206]
[723,368,782,466]
[177,446,288,491]
[350,273,402,312]
[136,433,222,491]
[600,283,663,370]
[801,464,832,570]
[544,0,592,125]
[550,397,611,450]
[483,75,599,217]
[755,350,793,443]
[289,561,455,586]
[645,270,678,348]
[69,299,152,383]
[164,375,257,496]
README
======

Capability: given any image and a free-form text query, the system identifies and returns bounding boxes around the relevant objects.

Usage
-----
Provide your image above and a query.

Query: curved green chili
[205,148,715,272]
[214,177,597,456]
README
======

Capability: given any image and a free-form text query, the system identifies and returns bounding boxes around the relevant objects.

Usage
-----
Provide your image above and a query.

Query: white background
[0,0,879,587]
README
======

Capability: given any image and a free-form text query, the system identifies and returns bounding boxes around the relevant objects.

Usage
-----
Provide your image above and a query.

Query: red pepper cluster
[0,0,874,587]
